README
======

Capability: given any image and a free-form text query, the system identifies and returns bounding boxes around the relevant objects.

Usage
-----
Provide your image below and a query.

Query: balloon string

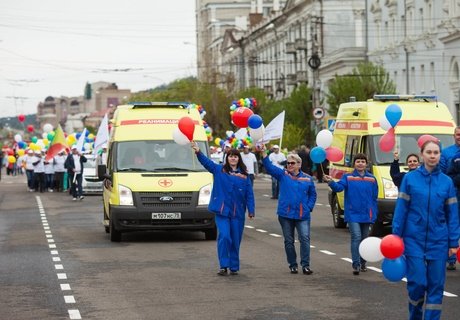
[320,162,325,175]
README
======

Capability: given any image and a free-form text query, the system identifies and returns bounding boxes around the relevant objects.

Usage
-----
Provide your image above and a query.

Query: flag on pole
[75,128,87,153]
[261,110,285,143]
[45,124,68,161]
[93,113,109,155]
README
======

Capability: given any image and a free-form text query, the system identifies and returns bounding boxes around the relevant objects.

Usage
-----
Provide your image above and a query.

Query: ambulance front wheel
[331,195,347,228]
[109,211,122,242]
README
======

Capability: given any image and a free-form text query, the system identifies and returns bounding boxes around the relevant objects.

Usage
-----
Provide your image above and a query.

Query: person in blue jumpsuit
[390,150,419,188]
[261,146,317,275]
[440,126,460,271]
[393,140,459,320]
[323,153,378,275]
[191,142,255,276]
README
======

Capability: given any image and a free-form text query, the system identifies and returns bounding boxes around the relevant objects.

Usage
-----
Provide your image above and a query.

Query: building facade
[367,0,460,122]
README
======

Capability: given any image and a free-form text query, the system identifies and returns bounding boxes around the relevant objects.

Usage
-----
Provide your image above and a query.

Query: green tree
[326,62,396,116]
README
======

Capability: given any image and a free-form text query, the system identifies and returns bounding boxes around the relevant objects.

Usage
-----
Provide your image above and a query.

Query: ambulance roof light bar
[128,102,190,108]
[373,94,437,101]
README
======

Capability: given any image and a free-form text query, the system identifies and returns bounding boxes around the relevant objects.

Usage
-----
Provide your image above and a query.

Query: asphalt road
[0,173,459,320]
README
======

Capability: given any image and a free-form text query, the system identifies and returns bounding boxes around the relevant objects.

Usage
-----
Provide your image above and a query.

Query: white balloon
[359,236,384,262]
[249,124,265,142]
[379,116,392,131]
[43,123,53,133]
[42,132,48,139]
[226,130,234,138]
[316,129,333,149]
[36,139,45,148]
[14,134,22,142]
[172,128,190,145]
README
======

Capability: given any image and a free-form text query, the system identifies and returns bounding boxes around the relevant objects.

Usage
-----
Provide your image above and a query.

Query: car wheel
[109,214,122,242]
[103,206,109,234]
[331,194,347,228]
[204,226,217,240]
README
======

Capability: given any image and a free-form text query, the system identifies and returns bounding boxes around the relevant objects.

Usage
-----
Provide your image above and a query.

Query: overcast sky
[0,0,197,118]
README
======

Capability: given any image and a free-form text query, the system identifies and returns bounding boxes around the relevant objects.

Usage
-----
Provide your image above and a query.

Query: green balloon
[31,136,38,143]
[47,132,55,141]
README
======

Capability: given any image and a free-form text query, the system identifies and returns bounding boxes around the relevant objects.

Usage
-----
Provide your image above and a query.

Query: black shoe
[229,270,238,275]
[270,196,278,199]
[290,266,298,274]
[353,267,360,275]
[360,265,367,272]
[217,268,228,276]
[302,267,313,275]
[447,263,456,271]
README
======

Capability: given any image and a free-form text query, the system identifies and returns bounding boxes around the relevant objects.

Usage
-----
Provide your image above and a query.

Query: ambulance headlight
[382,178,398,199]
[198,184,212,205]
[118,184,134,206]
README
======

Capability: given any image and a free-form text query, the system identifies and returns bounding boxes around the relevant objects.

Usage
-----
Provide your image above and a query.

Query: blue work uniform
[196,151,255,272]
[393,165,460,320]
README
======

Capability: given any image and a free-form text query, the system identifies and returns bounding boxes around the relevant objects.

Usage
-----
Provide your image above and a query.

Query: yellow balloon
[8,155,16,163]
[17,149,25,156]
[33,144,41,151]
[88,133,95,139]
[214,138,221,146]
[29,142,36,150]
[43,138,49,146]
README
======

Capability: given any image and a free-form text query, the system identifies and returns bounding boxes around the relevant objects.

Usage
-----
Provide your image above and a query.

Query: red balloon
[457,249,460,263]
[7,149,14,156]
[380,234,404,259]
[379,128,395,152]
[178,117,195,141]
[417,134,438,148]
[18,114,25,122]
[325,146,344,162]
[27,125,34,133]
[232,107,254,128]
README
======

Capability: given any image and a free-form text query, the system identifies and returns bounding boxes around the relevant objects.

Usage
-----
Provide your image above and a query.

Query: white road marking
[316,203,324,206]
[45,230,52,234]
[310,245,316,248]
[57,273,67,279]
[245,225,255,229]
[444,291,458,297]
[47,239,55,243]
[341,257,353,263]
[51,250,59,255]
[319,250,336,255]
[256,229,267,233]
[46,235,53,238]
[64,295,76,303]
[53,257,61,262]
[49,244,56,248]
[68,309,82,319]
[269,233,282,237]
[60,284,71,291]
[44,226,50,230]
[55,264,64,270]
[367,266,382,273]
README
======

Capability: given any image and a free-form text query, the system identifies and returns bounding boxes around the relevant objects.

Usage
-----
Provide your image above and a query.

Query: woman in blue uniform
[192,142,255,276]
[324,153,378,275]
[393,140,459,320]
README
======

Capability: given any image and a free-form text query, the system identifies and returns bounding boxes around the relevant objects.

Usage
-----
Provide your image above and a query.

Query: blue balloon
[310,146,326,163]
[385,104,402,127]
[382,256,406,282]
[85,130,90,137]
[76,132,82,139]
[248,114,263,129]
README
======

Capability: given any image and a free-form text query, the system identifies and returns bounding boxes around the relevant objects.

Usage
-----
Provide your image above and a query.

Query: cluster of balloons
[187,103,207,119]
[173,116,195,145]
[359,234,406,282]
[309,129,344,163]
[215,130,253,149]
[379,104,403,152]
[229,98,264,142]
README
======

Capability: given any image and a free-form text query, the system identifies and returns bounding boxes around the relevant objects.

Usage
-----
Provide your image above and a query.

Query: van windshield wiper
[153,167,200,172]
[117,168,148,172]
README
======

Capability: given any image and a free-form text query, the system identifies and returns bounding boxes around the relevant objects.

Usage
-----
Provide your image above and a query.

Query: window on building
[420,64,425,94]
[410,67,415,94]
[430,62,435,92]
[420,8,424,32]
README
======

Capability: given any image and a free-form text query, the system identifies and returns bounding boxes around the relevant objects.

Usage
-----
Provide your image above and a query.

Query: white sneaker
[79,195,84,200]
[49,189,53,192]
[72,197,77,201]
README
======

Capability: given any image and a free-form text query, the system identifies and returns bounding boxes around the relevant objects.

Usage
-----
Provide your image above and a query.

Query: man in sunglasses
[260,145,317,275]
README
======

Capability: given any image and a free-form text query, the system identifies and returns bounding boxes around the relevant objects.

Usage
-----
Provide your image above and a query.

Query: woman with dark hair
[191,142,255,276]
[390,150,420,188]
[393,140,459,319]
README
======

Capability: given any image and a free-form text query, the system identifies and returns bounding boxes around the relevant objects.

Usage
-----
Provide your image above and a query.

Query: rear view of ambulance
[99,102,215,242]
[327,95,455,235]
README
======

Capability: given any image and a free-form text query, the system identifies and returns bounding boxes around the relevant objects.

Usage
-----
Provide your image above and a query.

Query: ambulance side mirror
[97,164,107,181]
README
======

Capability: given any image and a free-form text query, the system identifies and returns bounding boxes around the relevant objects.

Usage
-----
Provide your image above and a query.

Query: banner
[45,124,68,161]
[261,110,285,142]
[93,113,109,155]
[75,128,87,153]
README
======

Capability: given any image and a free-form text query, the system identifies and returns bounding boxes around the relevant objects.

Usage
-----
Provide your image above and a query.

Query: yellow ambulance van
[99,102,215,242]
[327,95,455,236]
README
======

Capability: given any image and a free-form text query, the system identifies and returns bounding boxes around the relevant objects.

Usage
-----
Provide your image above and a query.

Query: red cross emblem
[158,178,173,188]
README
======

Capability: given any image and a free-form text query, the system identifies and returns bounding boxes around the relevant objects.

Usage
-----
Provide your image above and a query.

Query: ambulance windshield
[115,140,209,172]
[370,134,453,165]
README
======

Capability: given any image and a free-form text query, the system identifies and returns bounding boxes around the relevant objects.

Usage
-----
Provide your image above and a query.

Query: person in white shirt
[53,151,67,192]
[23,150,36,191]
[32,150,46,193]
[268,145,286,199]
[240,146,258,186]
[44,150,55,192]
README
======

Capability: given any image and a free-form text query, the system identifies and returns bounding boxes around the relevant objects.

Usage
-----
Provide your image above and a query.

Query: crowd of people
[1,145,88,201]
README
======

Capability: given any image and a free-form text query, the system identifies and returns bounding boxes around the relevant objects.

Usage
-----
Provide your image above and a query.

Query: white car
[82,154,103,194]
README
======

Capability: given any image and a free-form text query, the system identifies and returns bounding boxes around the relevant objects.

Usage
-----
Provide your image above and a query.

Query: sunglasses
[287,162,297,165]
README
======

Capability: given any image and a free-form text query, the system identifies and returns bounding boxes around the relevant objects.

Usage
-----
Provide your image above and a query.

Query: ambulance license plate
[152,212,181,219]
